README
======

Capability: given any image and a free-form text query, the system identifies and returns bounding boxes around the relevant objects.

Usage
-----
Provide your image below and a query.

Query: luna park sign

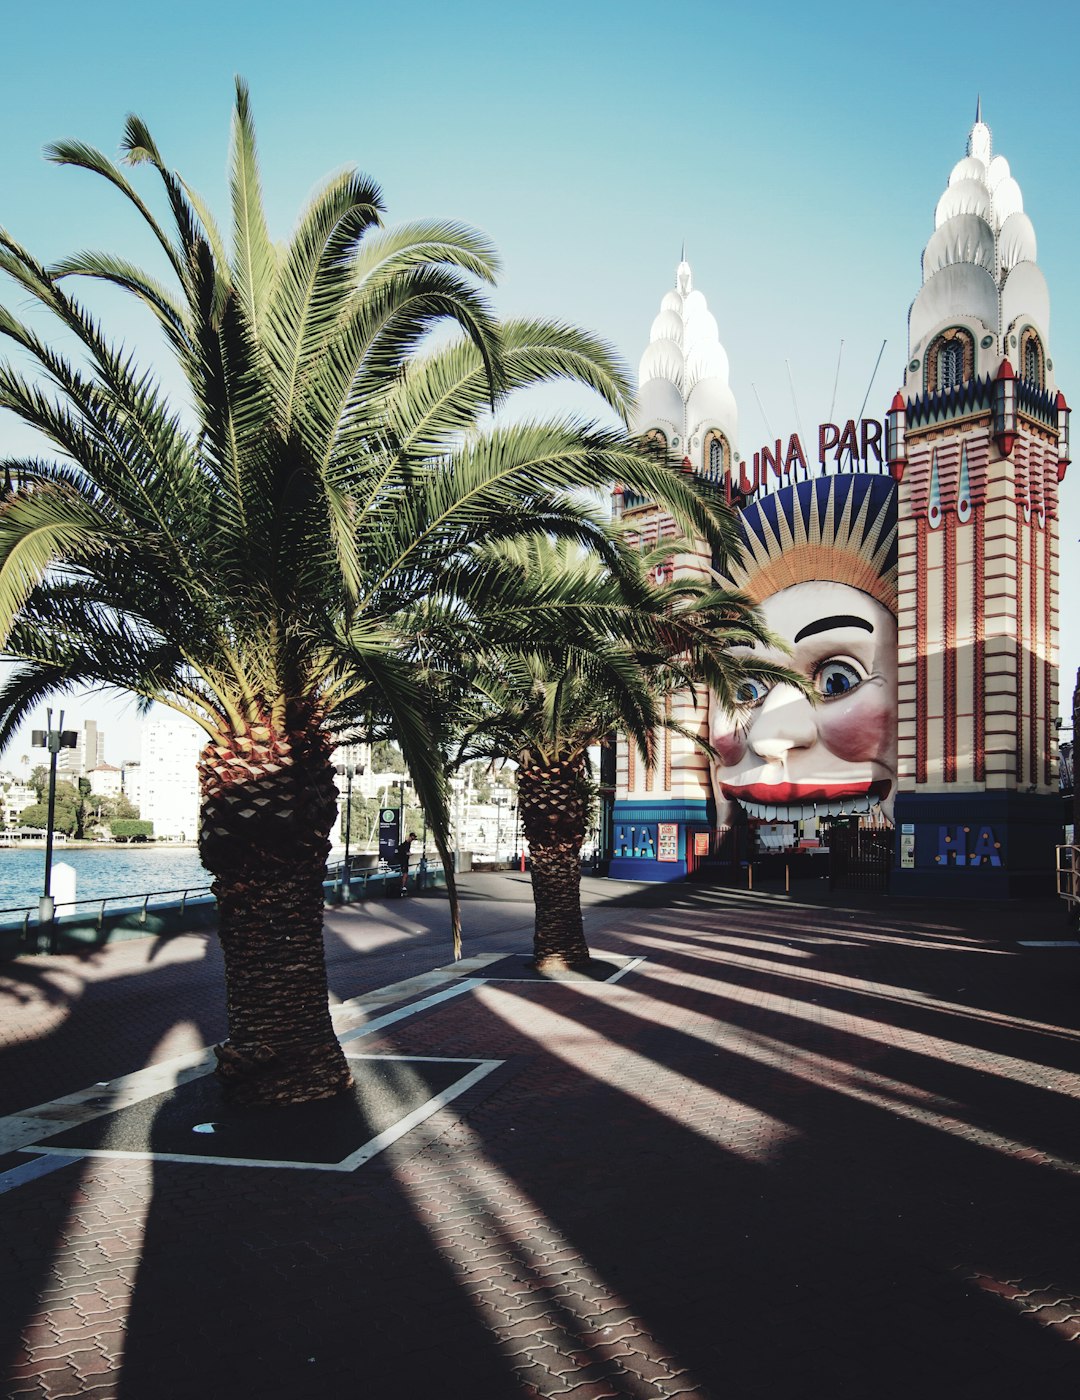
[733,419,889,496]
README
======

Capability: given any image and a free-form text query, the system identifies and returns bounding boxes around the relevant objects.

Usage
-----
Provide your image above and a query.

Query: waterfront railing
[1,858,448,956]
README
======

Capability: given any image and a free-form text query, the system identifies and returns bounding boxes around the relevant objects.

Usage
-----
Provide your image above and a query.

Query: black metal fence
[828,826,893,892]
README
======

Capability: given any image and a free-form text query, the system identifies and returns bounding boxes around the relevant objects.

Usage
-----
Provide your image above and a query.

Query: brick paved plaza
[2,873,1079,1398]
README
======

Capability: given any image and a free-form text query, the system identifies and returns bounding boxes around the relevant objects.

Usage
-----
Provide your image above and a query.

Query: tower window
[1021,329,1044,389]
[704,430,729,483]
[938,339,964,390]
[927,328,974,393]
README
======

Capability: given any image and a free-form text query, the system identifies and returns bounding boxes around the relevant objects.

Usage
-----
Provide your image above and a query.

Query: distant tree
[19,800,76,835]
[370,740,405,774]
[29,764,48,802]
[462,761,494,804]
[110,818,153,841]
[341,791,381,850]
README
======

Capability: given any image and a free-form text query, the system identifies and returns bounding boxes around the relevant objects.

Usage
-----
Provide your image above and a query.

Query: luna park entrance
[707,816,893,893]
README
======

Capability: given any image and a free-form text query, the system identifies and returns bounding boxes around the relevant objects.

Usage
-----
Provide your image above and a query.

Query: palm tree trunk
[212,862,352,1106]
[199,721,353,1107]
[517,755,591,970]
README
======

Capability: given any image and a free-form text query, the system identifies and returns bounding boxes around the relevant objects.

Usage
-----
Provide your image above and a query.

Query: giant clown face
[708,579,898,825]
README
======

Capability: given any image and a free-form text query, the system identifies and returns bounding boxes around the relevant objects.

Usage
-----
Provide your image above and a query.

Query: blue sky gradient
[1,0,1077,760]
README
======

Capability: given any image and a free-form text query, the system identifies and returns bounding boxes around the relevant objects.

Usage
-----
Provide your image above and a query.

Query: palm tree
[0,82,738,1104]
[446,538,794,970]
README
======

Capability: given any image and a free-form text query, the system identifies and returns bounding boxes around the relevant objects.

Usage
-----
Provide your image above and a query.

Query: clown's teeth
[738,795,882,822]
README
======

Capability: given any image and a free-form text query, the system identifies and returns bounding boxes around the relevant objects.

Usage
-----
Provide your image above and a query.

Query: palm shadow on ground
[113,898,1080,1398]
[4,882,1080,1398]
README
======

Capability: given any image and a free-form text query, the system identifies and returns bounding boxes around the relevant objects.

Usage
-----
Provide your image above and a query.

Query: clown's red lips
[721,778,892,803]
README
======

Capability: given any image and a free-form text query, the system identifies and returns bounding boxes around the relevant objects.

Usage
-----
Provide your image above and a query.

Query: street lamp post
[495,796,510,868]
[335,762,364,898]
[31,708,77,946]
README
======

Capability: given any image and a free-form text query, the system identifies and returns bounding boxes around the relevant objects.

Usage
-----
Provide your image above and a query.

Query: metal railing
[1,854,454,952]
[325,856,445,901]
[0,884,215,941]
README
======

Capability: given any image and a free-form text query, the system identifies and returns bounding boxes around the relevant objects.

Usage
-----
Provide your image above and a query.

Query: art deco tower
[609,260,735,878]
[888,105,1069,893]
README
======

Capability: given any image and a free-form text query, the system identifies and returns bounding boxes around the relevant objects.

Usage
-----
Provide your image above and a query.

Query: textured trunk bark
[517,755,591,971]
[199,719,353,1107]
[212,863,353,1105]
[528,839,589,970]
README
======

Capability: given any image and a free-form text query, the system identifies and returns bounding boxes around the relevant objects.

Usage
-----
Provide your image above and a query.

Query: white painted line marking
[1018,941,1080,947]
[605,956,645,984]
[338,978,484,1043]
[334,1057,503,1170]
[0,1153,79,1194]
[30,1055,505,1173]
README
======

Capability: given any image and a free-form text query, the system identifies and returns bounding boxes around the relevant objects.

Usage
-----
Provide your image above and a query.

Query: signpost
[378,806,400,868]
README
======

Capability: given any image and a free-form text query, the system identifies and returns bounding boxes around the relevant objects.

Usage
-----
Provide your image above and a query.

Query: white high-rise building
[58,719,105,778]
[120,761,143,811]
[141,714,203,841]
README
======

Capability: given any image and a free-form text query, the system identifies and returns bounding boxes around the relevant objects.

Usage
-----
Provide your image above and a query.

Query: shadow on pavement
[4,882,1080,1397]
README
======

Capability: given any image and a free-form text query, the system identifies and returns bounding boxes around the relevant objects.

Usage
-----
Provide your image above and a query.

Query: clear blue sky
[1,0,1078,762]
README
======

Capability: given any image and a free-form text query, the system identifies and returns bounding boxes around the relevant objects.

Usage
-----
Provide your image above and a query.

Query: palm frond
[227,77,276,341]
[44,139,186,284]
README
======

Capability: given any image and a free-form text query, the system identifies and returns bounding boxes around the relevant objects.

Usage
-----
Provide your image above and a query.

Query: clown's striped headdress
[719,475,898,613]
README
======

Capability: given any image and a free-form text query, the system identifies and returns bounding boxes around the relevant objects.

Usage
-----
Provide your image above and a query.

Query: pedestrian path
[1,878,1079,1397]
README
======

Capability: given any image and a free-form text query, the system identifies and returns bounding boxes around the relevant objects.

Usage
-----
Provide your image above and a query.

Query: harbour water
[0,846,211,913]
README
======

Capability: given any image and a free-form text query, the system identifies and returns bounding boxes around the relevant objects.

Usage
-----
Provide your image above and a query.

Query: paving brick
[5,878,1080,1400]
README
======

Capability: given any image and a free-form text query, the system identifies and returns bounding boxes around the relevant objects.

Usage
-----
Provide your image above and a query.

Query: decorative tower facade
[609,260,736,879]
[888,107,1070,893]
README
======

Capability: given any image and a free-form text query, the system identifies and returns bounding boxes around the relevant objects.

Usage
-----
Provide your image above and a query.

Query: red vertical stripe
[916,517,928,785]
[1030,520,1039,787]
[1044,519,1053,788]
[664,696,672,791]
[973,504,985,782]
[943,521,957,782]
[1016,505,1025,786]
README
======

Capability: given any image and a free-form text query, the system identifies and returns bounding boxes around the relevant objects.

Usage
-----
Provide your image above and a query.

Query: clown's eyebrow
[794,615,873,643]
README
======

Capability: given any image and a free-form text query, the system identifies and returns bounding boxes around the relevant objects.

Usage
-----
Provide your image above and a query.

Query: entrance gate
[828,826,893,892]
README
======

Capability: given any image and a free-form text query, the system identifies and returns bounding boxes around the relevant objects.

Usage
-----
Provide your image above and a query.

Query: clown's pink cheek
[818,690,892,764]
[713,731,747,768]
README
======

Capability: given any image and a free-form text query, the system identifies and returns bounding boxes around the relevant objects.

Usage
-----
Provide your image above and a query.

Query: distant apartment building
[58,720,105,779]
[1,780,35,826]
[87,763,123,799]
[141,715,202,840]
[120,761,143,811]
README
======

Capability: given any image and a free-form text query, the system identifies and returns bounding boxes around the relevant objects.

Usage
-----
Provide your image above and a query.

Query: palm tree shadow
[0,939,226,1390]
[115,1065,522,1399]
[403,941,1080,1396]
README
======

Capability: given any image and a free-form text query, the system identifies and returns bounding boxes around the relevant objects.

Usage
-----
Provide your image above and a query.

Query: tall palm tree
[447,537,795,970]
[0,83,739,1104]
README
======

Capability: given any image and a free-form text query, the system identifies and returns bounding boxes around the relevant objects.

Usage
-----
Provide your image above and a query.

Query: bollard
[37,894,55,953]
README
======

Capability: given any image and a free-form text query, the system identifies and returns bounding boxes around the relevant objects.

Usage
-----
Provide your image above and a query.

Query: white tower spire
[633,260,738,473]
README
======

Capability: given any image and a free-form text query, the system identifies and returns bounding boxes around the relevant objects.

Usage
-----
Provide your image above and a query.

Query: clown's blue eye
[737,678,771,706]
[815,660,864,698]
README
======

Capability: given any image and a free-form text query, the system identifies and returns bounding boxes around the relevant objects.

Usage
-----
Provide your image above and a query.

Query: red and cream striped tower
[609,259,737,879]
[887,104,1070,894]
